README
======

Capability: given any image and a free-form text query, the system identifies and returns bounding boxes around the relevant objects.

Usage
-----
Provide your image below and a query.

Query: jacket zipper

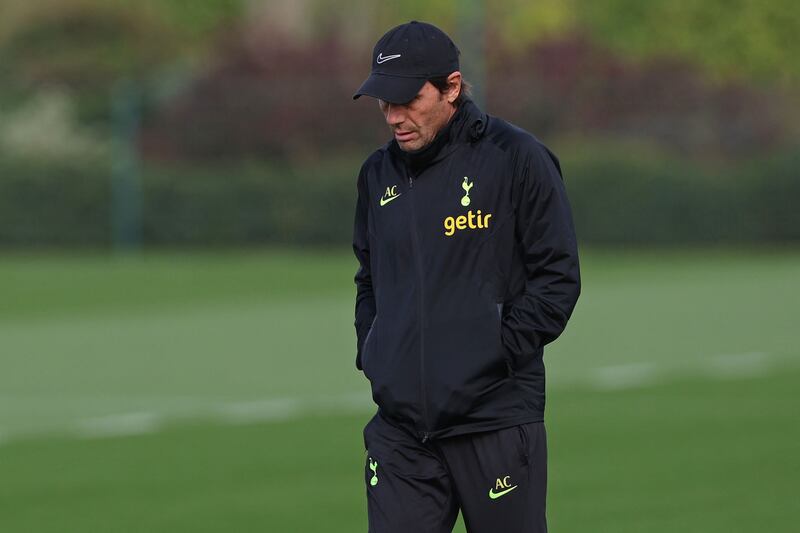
[407,174,431,443]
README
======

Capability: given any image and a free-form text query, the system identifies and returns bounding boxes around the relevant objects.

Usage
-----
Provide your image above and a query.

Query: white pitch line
[589,362,662,391]
[586,351,778,391]
[703,351,772,379]
[214,397,305,424]
[66,394,374,440]
[312,391,373,412]
[214,392,372,424]
[0,352,790,446]
[75,412,162,439]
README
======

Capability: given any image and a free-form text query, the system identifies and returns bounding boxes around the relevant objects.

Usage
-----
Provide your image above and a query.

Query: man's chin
[397,138,428,152]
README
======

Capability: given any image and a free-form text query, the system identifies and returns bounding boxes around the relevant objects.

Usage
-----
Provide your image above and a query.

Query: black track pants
[363,413,548,533]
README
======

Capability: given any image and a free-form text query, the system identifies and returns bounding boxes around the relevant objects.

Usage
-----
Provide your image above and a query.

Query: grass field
[1,249,798,532]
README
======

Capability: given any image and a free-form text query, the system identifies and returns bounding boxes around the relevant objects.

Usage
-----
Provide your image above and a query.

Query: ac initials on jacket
[380,185,401,206]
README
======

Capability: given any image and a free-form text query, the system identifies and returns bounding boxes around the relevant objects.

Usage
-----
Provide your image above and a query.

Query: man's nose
[384,104,405,126]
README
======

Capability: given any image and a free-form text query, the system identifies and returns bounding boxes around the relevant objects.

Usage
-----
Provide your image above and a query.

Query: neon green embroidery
[488,485,518,499]
[489,475,518,499]
[368,458,379,486]
[461,176,474,207]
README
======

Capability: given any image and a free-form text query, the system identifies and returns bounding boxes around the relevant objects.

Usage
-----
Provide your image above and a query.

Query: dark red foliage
[140,32,388,161]
[487,35,786,157]
[140,31,790,162]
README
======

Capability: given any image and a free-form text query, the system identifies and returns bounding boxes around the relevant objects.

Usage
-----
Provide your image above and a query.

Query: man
[351,21,580,533]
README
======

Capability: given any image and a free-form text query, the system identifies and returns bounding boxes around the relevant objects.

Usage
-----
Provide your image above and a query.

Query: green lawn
[1,249,798,532]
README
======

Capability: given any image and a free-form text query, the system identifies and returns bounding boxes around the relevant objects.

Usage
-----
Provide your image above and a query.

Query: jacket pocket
[361,316,377,378]
[497,302,515,377]
[517,423,530,465]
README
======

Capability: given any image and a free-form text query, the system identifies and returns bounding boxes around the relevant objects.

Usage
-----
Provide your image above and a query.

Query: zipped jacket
[352,99,580,441]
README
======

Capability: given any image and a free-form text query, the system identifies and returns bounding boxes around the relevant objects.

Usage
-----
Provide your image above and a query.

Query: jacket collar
[389,98,487,174]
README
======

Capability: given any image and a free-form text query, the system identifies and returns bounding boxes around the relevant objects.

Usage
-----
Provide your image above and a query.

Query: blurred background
[1,1,798,531]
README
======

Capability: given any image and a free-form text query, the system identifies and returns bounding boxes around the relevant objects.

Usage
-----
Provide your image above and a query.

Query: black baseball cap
[353,21,460,104]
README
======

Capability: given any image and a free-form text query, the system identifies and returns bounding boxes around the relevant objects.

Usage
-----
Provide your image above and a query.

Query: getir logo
[443,210,492,237]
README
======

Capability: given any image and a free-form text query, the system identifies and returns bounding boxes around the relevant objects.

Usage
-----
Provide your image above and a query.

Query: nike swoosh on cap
[376,53,401,64]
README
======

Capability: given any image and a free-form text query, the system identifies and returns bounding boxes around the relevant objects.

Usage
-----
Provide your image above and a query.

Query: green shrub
[0,148,797,248]
[140,159,356,246]
[565,146,800,245]
[0,155,111,246]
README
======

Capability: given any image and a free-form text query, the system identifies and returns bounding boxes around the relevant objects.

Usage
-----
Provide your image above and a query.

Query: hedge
[0,148,798,248]
[566,147,800,245]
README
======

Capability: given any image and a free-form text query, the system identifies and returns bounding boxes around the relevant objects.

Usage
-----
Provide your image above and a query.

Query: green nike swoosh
[379,194,401,206]
[488,485,518,499]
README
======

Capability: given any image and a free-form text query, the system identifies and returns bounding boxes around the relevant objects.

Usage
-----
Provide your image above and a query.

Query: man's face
[379,81,457,152]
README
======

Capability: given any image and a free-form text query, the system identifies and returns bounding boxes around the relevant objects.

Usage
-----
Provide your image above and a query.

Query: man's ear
[445,72,462,104]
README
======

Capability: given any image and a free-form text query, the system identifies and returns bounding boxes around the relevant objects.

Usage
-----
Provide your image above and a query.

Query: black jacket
[353,100,580,441]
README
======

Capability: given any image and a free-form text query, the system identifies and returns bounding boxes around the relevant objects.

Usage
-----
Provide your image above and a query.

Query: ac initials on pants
[495,476,512,490]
